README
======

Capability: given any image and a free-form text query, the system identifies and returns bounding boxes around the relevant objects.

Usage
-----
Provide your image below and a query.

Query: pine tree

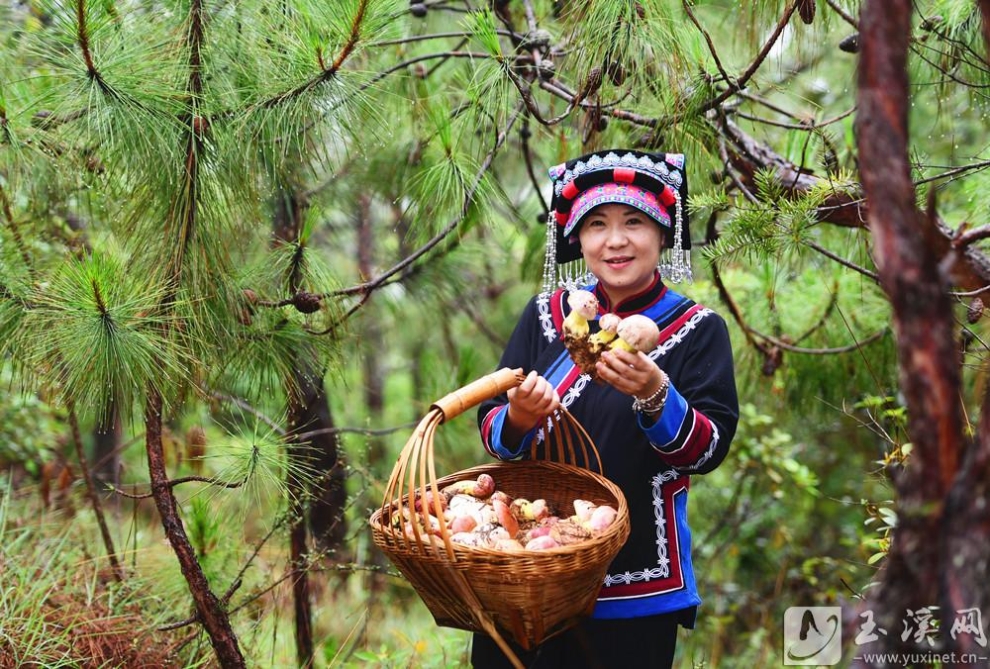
[4,0,990,665]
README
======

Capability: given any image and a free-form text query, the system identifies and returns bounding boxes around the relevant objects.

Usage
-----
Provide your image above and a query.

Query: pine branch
[108,469,254,499]
[682,0,732,87]
[639,0,801,138]
[824,0,858,28]
[954,224,990,249]
[0,182,32,271]
[144,389,245,668]
[258,0,370,110]
[806,239,879,282]
[0,101,11,144]
[795,288,840,344]
[369,29,520,47]
[311,104,525,333]
[75,0,100,80]
[748,325,889,355]
[293,421,419,442]
[733,103,857,132]
[519,118,547,216]
[168,0,206,287]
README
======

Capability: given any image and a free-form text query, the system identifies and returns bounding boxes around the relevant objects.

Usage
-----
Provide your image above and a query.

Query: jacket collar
[593,272,666,317]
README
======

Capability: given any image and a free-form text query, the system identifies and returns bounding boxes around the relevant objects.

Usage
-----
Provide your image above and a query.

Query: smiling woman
[472,149,740,669]
[577,203,665,305]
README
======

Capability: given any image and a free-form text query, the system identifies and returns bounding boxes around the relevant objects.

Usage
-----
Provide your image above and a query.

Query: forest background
[1,0,989,667]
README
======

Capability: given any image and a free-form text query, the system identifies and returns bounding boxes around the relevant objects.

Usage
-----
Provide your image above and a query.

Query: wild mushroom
[563,290,599,339]
[611,314,660,353]
[588,312,621,350]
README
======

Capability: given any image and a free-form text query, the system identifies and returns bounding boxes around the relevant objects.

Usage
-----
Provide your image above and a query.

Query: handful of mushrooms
[392,473,619,551]
[562,290,661,376]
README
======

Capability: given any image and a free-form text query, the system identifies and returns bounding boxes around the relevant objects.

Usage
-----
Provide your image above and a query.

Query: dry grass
[0,562,202,669]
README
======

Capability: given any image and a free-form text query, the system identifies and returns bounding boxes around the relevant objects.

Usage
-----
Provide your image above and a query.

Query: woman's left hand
[596,348,665,398]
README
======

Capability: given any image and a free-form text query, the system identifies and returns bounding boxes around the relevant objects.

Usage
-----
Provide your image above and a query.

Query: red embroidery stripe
[550,289,566,337]
[599,577,684,599]
[601,484,687,598]
[555,364,583,398]
[481,405,504,456]
[562,180,580,200]
[664,410,713,467]
[657,303,704,344]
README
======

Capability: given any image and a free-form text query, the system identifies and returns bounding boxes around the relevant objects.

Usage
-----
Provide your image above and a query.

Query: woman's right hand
[504,371,560,441]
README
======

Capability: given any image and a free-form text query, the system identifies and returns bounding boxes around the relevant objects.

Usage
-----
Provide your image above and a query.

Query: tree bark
[285,433,315,669]
[357,193,389,605]
[145,390,245,668]
[91,397,121,491]
[853,0,966,663]
[979,0,990,67]
[941,386,990,663]
[274,186,315,669]
[273,185,347,667]
[68,405,124,583]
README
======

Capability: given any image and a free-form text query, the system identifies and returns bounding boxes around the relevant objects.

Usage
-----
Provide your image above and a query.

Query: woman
[473,149,739,668]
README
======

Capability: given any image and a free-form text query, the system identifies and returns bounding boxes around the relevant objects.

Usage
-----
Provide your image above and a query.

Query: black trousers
[470,610,688,669]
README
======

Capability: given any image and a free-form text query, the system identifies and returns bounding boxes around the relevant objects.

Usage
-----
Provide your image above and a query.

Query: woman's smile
[577,203,665,304]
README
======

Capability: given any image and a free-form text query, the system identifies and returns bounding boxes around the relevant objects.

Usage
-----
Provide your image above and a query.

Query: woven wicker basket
[369,368,630,668]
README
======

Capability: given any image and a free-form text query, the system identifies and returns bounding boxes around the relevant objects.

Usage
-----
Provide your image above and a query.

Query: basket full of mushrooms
[369,368,630,668]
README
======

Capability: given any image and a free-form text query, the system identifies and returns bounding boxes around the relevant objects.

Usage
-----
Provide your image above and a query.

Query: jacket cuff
[637,384,689,451]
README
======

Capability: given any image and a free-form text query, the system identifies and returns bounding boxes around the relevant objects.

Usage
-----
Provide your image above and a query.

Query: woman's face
[577,203,664,304]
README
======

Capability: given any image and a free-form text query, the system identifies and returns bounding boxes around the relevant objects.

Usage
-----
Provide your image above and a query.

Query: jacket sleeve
[477,294,549,461]
[638,312,739,474]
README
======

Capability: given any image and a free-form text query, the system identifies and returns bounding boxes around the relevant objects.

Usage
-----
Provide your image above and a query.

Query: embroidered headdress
[542,149,691,292]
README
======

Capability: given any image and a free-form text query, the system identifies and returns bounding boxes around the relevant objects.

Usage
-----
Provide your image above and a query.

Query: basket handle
[540,406,603,473]
[429,366,603,471]
[431,367,527,422]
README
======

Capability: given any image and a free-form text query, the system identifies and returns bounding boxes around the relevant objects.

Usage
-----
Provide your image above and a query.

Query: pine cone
[797,0,816,25]
[291,291,322,314]
[581,66,603,100]
[968,298,984,324]
[839,34,859,53]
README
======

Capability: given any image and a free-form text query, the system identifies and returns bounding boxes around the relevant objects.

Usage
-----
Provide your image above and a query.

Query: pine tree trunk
[273,185,346,667]
[145,390,246,668]
[68,405,124,583]
[854,0,968,663]
[942,388,990,662]
[301,385,348,552]
[92,397,121,491]
[357,194,389,602]
[286,432,315,669]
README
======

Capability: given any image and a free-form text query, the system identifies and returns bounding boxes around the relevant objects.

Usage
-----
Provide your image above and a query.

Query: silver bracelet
[632,372,669,415]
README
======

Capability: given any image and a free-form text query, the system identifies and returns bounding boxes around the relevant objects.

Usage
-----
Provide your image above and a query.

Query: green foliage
[3,0,990,665]
[0,371,64,477]
[685,401,881,663]
[732,403,821,496]
[15,252,189,421]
